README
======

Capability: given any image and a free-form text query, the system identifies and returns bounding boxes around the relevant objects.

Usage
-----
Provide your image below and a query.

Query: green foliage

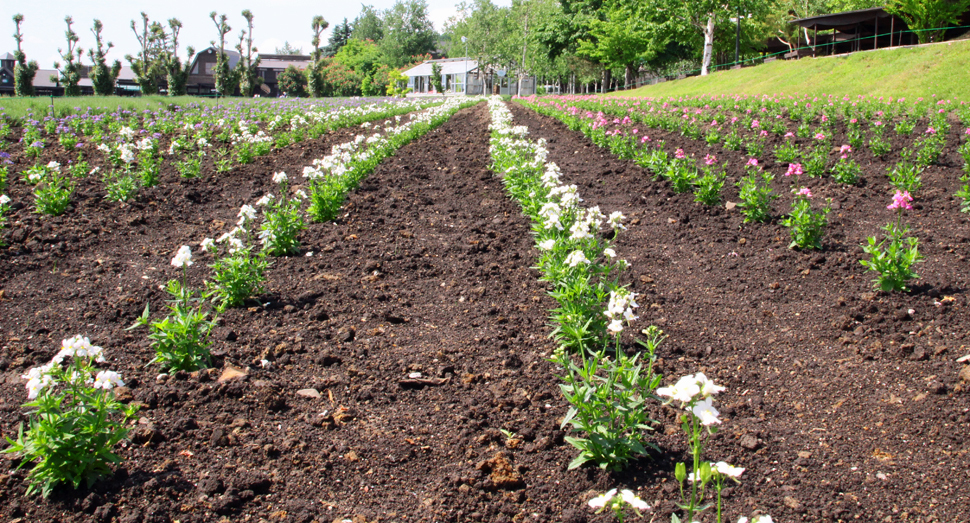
[278,65,309,97]
[89,20,121,96]
[736,168,776,223]
[12,15,39,97]
[259,176,306,256]
[379,0,437,67]
[781,190,830,249]
[3,337,137,498]
[125,12,167,95]
[861,218,923,292]
[209,12,238,96]
[134,278,216,372]
[54,16,83,97]
[430,62,444,93]
[323,18,352,56]
[235,10,263,97]
[164,19,195,96]
[887,0,970,44]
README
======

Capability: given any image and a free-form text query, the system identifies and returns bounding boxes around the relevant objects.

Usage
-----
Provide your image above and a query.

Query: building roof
[0,52,14,60]
[402,57,478,78]
[791,7,899,30]
[260,57,312,71]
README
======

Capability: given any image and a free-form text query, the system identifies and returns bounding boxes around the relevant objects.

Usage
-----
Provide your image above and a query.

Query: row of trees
[274,0,439,97]
[442,0,970,93]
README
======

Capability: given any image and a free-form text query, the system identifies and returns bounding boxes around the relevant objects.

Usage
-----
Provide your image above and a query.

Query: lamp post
[734,7,741,66]
[462,36,468,94]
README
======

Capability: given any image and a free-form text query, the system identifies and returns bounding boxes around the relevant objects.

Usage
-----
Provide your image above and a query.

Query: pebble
[739,434,760,450]
[296,388,322,399]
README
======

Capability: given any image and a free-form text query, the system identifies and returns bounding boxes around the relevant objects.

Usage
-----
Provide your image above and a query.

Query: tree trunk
[625,63,636,90]
[701,14,715,76]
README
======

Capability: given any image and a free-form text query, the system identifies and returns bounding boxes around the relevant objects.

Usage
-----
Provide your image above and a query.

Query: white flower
[607,319,624,334]
[94,370,124,389]
[295,189,308,200]
[538,239,556,251]
[228,237,245,253]
[272,171,288,184]
[620,489,649,511]
[256,194,272,206]
[28,172,42,183]
[603,248,615,258]
[238,204,257,223]
[200,238,215,251]
[136,137,154,151]
[0,194,10,205]
[695,372,726,397]
[608,211,627,230]
[714,461,745,478]
[657,374,702,403]
[119,146,136,164]
[197,137,210,148]
[588,489,617,509]
[690,397,721,425]
[23,361,56,399]
[565,250,589,267]
[752,516,773,523]
[171,245,193,268]
[89,166,101,176]
[569,221,593,241]
[47,161,61,171]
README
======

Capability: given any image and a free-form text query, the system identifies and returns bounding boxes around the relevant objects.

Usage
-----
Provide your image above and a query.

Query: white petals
[171,245,193,268]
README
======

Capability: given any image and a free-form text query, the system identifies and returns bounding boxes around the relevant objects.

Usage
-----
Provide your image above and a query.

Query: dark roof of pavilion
[791,7,900,30]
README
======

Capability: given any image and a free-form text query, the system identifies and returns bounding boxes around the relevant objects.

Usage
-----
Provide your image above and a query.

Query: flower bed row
[515,96,963,293]
[486,96,771,523]
[1,97,482,501]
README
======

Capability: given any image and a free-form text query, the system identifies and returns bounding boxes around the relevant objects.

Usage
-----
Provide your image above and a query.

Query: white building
[401,57,479,95]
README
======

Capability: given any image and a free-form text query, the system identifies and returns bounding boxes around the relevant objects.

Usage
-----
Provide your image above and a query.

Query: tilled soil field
[0,99,967,523]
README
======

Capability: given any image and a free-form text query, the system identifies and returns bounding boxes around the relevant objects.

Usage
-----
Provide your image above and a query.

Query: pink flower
[675,148,686,159]
[760,130,768,137]
[632,129,638,134]
[814,132,826,140]
[784,132,795,139]
[704,154,717,166]
[873,121,883,127]
[887,190,913,211]
[821,114,828,122]
[925,127,936,135]
[850,118,858,124]
[746,158,759,167]
[786,163,803,177]
[641,136,651,143]
[751,120,760,128]
[797,187,812,198]
[965,127,970,135]
[839,144,852,155]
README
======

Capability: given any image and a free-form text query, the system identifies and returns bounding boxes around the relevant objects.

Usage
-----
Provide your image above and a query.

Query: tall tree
[126,12,168,95]
[647,0,745,76]
[163,18,195,96]
[380,0,437,67]
[353,5,385,42]
[89,19,121,96]
[11,14,39,97]
[576,0,664,88]
[324,18,353,56]
[209,12,236,96]
[53,16,83,96]
[308,15,330,97]
[235,9,262,97]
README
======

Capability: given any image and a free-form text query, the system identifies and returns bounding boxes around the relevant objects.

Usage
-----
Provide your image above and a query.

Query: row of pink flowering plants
[487,97,771,523]
[516,94,970,293]
[0,96,480,500]
[0,97,445,215]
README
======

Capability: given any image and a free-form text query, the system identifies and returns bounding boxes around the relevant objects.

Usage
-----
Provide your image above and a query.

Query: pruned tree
[53,16,83,96]
[89,19,122,96]
[126,12,169,95]
[164,18,195,96]
[11,14,39,97]
[210,12,237,96]
[308,15,330,97]
[235,9,262,97]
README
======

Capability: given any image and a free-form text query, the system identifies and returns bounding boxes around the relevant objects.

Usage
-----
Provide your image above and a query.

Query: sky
[7,0,512,70]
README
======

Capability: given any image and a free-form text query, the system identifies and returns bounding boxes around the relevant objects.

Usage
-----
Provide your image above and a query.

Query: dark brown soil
[0,99,968,523]
[507,101,970,522]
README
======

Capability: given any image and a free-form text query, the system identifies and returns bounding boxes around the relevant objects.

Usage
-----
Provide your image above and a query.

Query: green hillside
[616,39,970,102]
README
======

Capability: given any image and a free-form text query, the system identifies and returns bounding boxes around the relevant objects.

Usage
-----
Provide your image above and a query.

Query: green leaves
[860,218,923,292]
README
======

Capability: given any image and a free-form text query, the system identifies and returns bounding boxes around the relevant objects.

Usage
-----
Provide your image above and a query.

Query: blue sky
[9,0,511,69]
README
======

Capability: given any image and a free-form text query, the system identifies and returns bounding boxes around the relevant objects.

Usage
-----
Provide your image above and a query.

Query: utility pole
[734,6,741,66]
[462,36,468,94]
